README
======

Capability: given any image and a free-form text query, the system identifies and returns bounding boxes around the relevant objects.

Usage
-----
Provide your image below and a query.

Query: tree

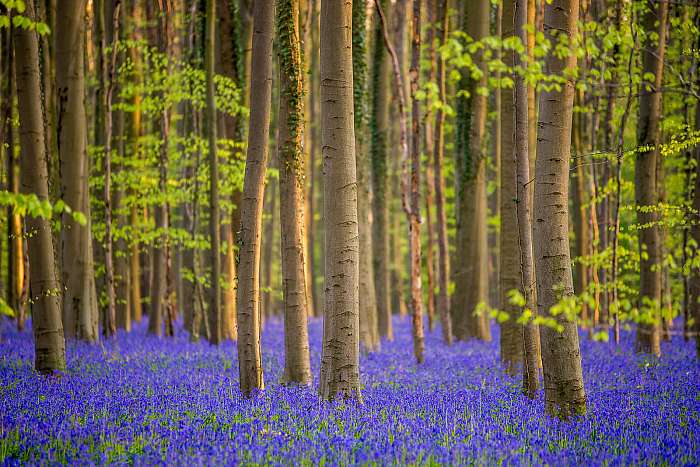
[14,1,67,373]
[56,0,99,341]
[205,0,222,344]
[318,0,361,401]
[237,0,275,396]
[408,0,425,363]
[452,0,490,342]
[533,0,586,419]
[277,0,312,385]
[370,0,393,341]
[635,0,668,357]
[353,0,381,353]
[432,0,452,345]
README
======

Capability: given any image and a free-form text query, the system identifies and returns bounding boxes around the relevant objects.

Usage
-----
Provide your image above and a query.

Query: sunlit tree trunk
[634,0,667,357]
[14,0,66,373]
[533,0,586,419]
[277,0,312,385]
[205,0,222,344]
[433,0,452,344]
[318,0,361,401]
[56,0,99,341]
[237,0,274,396]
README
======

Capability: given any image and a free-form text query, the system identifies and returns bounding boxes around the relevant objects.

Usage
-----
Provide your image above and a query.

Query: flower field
[1,317,699,465]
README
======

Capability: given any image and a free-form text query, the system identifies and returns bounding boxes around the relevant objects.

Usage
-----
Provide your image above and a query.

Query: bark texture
[277,0,312,385]
[318,0,361,401]
[533,0,586,419]
[56,0,99,341]
[15,1,67,373]
[236,0,274,396]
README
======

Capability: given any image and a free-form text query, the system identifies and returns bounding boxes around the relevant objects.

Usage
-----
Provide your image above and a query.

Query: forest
[1,0,699,464]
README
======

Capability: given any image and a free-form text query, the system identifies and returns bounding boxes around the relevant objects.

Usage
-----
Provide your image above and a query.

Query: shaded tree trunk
[533,0,586,419]
[353,0,380,352]
[14,0,66,373]
[634,0,668,357]
[236,0,274,396]
[56,0,99,341]
[318,0,361,401]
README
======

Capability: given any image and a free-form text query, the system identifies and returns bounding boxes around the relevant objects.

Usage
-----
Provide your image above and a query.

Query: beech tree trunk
[237,0,274,396]
[453,0,490,342]
[533,0,586,419]
[634,0,668,357]
[14,0,67,373]
[205,0,222,344]
[318,0,361,401]
[353,0,380,352]
[277,0,312,385]
[371,0,393,341]
[56,0,99,341]
[433,0,452,344]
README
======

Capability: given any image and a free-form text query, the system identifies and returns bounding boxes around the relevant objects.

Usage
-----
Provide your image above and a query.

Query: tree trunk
[277,0,312,385]
[318,0,361,401]
[237,0,274,396]
[370,0,393,341]
[499,0,523,373]
[514,0,539,398]
[205,0,222,344]
[453,0,490,342]
[634,0,668,357]
[56,0,99,342]
[533,0,586,419]
[14,0,67,373]
[433,0,452,344]
[690,96,700,359]
[353,0,380,353]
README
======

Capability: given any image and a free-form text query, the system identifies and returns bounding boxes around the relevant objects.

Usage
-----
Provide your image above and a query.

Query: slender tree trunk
[237,0,274,396]
[533,0,586,419]
[262,164,278,319]
[14,0,67,373]
[318,0,361,401]
[514,0,539,398]
[690,96,700,359]
[499,0,523,373]
[433,0,452,344]
[56,0,99,341]
[453,0,490,342]
[370,0,393,341]
[353,0,380,352]
[205,0,222,344]
[634,0,667,357]
[277,0,312,385]
[147,1,171,338]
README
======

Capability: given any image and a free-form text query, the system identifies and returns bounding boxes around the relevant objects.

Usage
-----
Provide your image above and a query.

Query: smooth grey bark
[533,0,586,419]
[237,0,274,396]
[318,0,361,401]
[15,0,67,373]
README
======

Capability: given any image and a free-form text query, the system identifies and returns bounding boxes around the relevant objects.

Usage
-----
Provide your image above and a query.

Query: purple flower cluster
[1,317,698,465]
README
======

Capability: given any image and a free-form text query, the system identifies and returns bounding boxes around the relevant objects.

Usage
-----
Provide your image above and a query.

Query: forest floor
[1,315,699,465]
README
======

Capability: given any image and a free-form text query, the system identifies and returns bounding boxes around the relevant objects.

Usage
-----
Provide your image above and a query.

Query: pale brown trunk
[499,0,523,373]
[433,0,452,344]
[533,0,586,419]
[277,0,312,385]
[371,0,393,341]
[453,0,490,342]
[15,0,67,373]
[354,0,380,352]
[318,0,361,401]
[635,0,667,357]
[56,0,99,341]
[236,0,274,396]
